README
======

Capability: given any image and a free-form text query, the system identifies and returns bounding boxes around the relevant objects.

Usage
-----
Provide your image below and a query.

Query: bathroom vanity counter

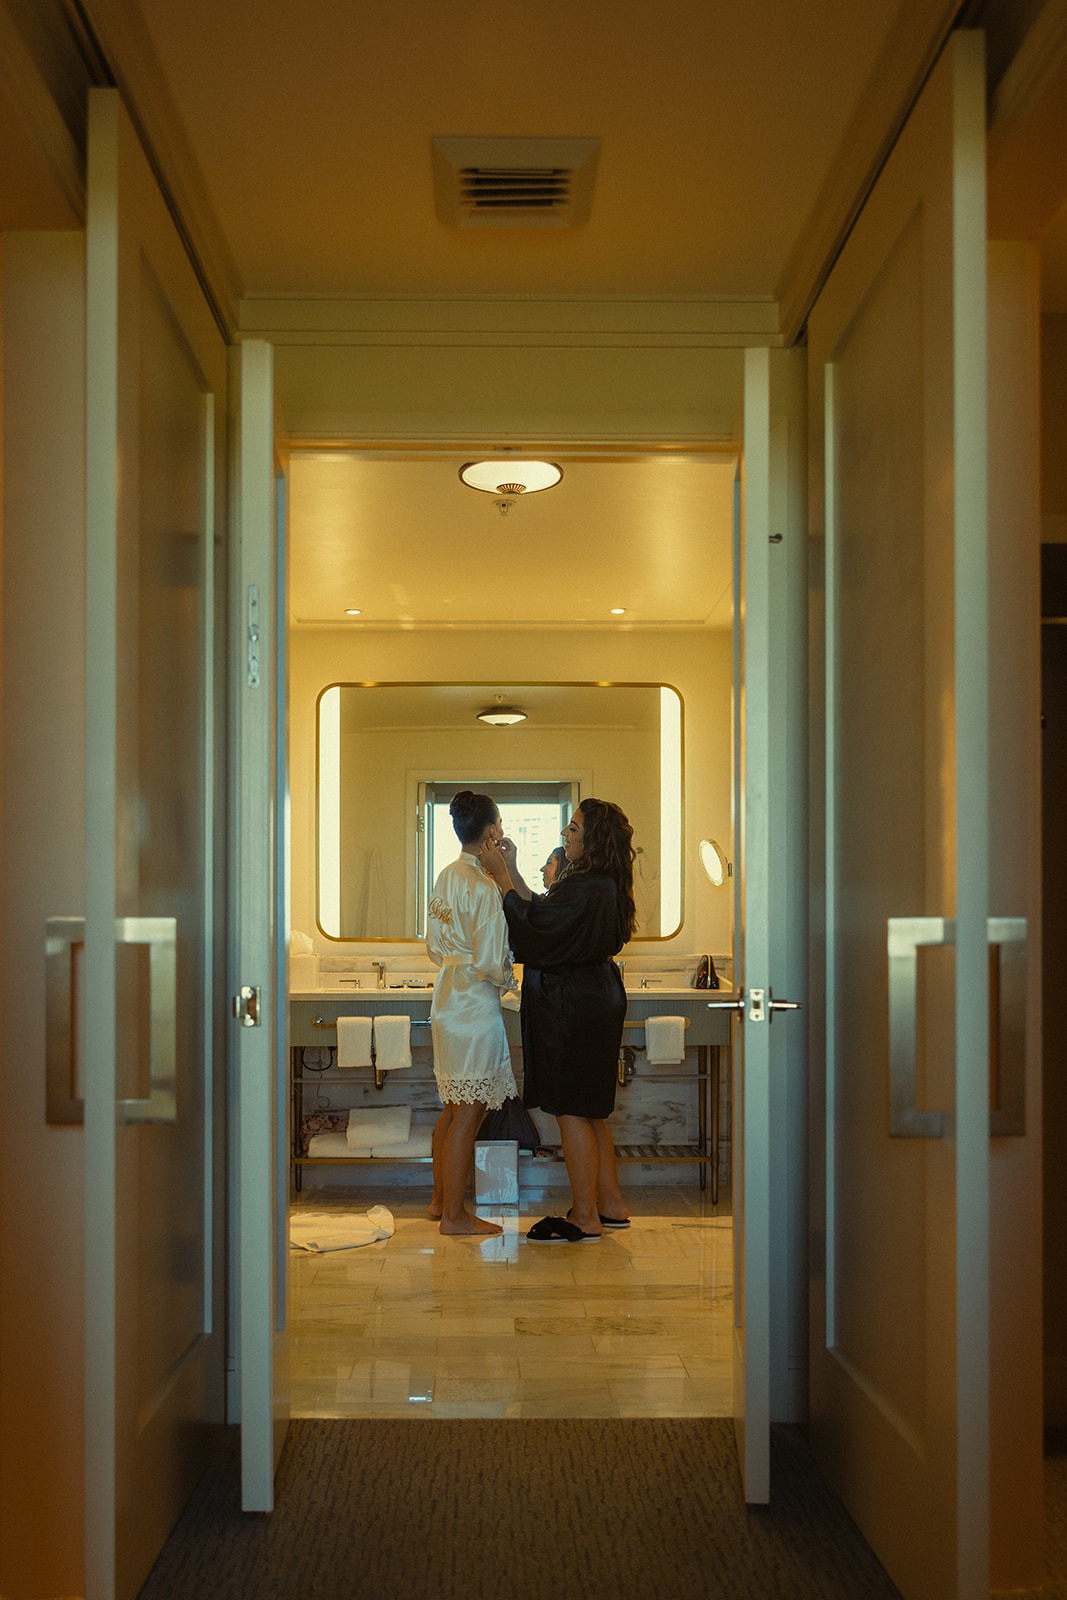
[288,986,732,1198]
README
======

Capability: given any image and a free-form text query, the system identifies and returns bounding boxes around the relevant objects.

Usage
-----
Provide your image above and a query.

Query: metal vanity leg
[710,1045,719,1206]
[698,1045,707,1194]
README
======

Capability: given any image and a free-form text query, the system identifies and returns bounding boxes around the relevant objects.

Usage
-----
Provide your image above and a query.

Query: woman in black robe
[480,799,637,1242]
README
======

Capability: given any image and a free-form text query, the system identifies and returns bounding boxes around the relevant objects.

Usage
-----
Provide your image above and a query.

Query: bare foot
[427,1201,443,1220]
[439,1211,503,1237]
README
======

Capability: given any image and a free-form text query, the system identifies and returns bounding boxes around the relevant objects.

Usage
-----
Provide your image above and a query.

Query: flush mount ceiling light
[477,696,527,727]
[460,460,562,496]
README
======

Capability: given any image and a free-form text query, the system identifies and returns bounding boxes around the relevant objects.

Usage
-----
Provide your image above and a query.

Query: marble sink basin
[314,973,435,993]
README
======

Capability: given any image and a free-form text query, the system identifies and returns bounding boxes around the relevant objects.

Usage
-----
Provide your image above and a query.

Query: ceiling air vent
[432,136,600,229]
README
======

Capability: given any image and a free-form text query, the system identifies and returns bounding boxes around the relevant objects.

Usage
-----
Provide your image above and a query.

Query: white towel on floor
[346,1105,412,1149]
[373,1015,412,1071]
[336,1016,373,1068]
[645,1015,686,1064]
[289,1205,395,1253]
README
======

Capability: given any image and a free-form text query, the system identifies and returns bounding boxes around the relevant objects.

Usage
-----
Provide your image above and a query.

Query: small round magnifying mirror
[698,838,729,887]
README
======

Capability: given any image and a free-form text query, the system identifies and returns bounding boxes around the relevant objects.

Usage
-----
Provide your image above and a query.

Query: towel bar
[618,1016,689,1083]
[310,1016,432,1087]
[622,1017,690,1029]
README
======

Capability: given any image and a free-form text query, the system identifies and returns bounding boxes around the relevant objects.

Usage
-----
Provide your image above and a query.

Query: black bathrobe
[503,871,627,1120]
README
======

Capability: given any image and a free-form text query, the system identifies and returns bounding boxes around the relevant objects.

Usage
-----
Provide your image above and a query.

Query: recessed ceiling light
[344,608,362,616]
[610,607,626,615]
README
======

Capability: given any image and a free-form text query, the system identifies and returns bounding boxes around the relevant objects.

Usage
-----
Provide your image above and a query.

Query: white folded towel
[346,1104,412,1149]
[645,1015,686,1065]
[336,1016,373,1068]
[371,1126,435,1159]
[306,1130,353,1157]
[373,1015,412,1071]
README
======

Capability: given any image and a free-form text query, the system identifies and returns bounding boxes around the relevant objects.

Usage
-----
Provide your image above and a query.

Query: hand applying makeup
[479,835,533,900]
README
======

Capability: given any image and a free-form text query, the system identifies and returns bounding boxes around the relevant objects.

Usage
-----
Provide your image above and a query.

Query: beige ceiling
[289,452,737,629]
[132,0,905,304]
[108,0,917,633]
[78,0,1041,631]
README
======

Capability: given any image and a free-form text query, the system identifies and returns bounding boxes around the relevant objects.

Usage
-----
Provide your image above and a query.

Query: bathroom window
[417,780,577,933]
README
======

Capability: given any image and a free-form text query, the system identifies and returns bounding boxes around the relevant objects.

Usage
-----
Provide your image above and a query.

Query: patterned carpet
[137,1419,904,1600]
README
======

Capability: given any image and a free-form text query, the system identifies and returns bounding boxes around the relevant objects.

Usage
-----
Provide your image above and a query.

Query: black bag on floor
[478,1096,542,1151]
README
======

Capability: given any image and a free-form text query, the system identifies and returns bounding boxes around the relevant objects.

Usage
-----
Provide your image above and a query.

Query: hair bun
[450,790,476,818]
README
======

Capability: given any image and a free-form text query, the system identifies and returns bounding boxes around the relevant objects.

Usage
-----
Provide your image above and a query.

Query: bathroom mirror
[317,681,683,940]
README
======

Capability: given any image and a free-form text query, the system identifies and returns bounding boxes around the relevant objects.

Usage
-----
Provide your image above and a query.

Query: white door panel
[233,338,290,1509]
[730,347,807,1500]
[84,88,227,1600]
[808,32,1040,1598]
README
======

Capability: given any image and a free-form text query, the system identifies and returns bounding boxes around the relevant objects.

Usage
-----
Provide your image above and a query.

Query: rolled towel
[645,1015,686,1065]
[336,1016,373,1068]
[346,1104,412,1150]
[373,1015,412,1071]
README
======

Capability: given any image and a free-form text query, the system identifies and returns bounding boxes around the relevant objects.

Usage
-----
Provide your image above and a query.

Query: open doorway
[282,444,739,1418]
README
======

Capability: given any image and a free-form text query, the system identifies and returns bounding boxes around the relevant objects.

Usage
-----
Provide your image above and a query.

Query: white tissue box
[289,952,320,990]
[473,1140,519,1205]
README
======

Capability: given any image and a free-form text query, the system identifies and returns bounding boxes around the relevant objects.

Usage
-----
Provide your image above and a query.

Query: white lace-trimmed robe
[427,853,518,1109]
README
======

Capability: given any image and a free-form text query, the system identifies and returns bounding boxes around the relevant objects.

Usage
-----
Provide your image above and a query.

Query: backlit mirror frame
[316,681,684,941]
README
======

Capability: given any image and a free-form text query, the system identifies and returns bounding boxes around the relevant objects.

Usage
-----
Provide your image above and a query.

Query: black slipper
[526,1215,599,1243]
[567,1208,630,1230]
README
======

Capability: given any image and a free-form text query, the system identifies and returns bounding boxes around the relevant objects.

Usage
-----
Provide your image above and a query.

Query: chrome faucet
[373,961,386,990]
[641,977,662,989]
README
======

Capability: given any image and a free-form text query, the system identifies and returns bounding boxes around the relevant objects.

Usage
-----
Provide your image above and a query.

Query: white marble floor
[289,1184,734,1419]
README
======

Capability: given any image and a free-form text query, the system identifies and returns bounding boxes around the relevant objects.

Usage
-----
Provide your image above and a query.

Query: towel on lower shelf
[371,1126,434,1159]
[373,1014,412,1071]
[336,1016,373,1068]
[645,1015,686,1065]
[306,1126,433,1160]
[346,1104,412,1149]
[307,1131,354,1158]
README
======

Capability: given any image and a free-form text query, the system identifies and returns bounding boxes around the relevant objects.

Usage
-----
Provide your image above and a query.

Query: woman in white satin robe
[425,790,517,1235]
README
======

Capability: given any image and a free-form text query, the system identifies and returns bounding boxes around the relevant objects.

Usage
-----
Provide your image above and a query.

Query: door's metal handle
[117,917,177,1123]
[887,915,1027,1139]
[988,917,1026,1137]
[47,915,178,1125]
[707,988,802,1023]
[233,985,262,1028]
[46,917,85,1125]
[887,917,951,1138]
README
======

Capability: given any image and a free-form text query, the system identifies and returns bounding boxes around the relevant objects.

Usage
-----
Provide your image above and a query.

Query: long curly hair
[565,797,637,941]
